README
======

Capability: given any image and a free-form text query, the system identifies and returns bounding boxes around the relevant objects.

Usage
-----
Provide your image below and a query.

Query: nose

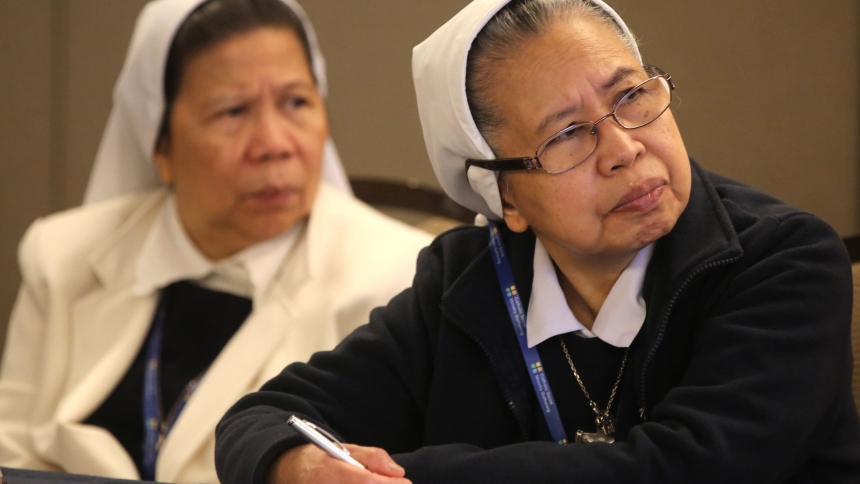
[247,105,296,163]
[592,116,645,176]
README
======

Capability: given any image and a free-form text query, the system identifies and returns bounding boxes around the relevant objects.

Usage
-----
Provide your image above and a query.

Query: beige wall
[608,1,860,235]
[0,0,858,343]
[0,0,54,352]
[0,0,150,348]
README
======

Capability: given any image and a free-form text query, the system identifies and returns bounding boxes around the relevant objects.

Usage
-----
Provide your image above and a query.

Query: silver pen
[287,416,366,469]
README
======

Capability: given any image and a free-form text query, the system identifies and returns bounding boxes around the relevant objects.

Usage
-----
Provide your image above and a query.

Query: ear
[499,175,530,233]
[153,140,175,186]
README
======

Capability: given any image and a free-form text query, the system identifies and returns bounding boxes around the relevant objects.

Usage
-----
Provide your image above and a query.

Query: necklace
[559,336,629,444]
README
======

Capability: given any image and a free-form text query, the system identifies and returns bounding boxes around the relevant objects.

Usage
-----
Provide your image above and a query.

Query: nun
[214,0,860,483]
[0,0,430,482]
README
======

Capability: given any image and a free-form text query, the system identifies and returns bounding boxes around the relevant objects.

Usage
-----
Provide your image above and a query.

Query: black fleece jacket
[215,161,860,483]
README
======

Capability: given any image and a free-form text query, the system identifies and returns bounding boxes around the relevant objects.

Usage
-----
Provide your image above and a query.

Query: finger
[344,445,407,478]
[269,445,364,484]
[271,444,411,484]
[330,461,412,484]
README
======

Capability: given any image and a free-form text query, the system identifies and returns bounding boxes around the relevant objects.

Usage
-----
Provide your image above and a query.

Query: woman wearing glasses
[215,0,860,482]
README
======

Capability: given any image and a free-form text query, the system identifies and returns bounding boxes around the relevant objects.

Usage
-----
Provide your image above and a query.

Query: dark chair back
[844,235,860,414]
[845,235,860,263]
[350,178,475,235]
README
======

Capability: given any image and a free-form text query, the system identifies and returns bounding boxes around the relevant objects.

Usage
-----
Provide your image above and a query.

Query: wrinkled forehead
[489,22,645,129]
[490,16,638,78]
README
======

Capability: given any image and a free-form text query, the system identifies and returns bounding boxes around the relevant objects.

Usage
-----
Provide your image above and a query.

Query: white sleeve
[335,230,429,339]
[0,220,59,470]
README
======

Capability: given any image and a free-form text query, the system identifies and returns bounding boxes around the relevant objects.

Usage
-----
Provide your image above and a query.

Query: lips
[611,179,667,213]
[251,185,291,197]
[245,185,298,208]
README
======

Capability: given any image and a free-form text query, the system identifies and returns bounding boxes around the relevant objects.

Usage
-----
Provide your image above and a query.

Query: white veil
[83,0,352,205]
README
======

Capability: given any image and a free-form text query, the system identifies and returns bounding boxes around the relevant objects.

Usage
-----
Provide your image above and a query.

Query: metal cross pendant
[575,416,616,444]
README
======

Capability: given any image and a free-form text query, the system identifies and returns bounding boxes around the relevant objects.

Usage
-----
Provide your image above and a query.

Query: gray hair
[466,0,639,152]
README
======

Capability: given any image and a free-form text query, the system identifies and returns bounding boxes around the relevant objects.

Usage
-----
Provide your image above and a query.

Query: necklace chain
[559,336,629,433]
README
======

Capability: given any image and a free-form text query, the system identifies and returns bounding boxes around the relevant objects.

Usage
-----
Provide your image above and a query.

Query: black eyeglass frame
[465,65,675,175]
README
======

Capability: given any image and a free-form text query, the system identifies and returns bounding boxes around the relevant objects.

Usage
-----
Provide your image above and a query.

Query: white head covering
[83,0,352,205]
[412,0,641,220]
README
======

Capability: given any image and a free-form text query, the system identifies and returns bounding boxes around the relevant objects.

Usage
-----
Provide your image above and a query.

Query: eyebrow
[535,66,641,136]
[600,66,639,94]
[203,80,315,111]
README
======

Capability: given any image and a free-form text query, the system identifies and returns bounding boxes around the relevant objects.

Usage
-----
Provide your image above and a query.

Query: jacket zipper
[638,256,741,421]
[454,322,531,442]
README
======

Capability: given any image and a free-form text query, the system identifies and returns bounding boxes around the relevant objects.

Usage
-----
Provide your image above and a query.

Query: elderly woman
[214,0,860,483]
[0,0,430,482]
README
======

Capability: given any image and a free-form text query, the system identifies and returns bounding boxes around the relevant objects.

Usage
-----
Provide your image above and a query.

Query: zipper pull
[639,407,647,421]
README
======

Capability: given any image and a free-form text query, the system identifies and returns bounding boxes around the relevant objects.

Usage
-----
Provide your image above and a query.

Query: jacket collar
[304,182,343,281]
[638,160,744,345]
[88,190,168,289]
[131,193,304,300]
[89,182,344,289]
[439,226,537,439]
[649,160,742,291]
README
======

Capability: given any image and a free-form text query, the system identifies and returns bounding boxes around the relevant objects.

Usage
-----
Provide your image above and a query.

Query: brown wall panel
[66,0,151,206]
[609,0,860,235]
[0,0,54,341]
[301,0,471,188]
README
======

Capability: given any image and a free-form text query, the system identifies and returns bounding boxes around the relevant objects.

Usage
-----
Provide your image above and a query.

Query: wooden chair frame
[350,178,476,224]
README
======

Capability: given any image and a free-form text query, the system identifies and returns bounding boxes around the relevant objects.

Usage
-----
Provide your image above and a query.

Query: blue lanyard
[141,293,200,480]
[487,221,568,445]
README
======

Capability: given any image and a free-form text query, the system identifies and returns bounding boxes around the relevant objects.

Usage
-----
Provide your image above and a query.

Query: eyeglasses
[465,65,675,175]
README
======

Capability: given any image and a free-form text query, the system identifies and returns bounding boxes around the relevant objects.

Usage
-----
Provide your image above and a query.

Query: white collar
[526,240,653,348]
[133,194,303,300]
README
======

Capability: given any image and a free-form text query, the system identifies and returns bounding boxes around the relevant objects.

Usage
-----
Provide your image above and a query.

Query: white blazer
[0,184,431,483]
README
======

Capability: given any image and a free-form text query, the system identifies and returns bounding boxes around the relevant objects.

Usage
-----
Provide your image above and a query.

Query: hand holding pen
[266,417,412,484]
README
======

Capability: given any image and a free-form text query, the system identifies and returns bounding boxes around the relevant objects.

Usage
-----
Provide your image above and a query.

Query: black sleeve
[215,242,445,484]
